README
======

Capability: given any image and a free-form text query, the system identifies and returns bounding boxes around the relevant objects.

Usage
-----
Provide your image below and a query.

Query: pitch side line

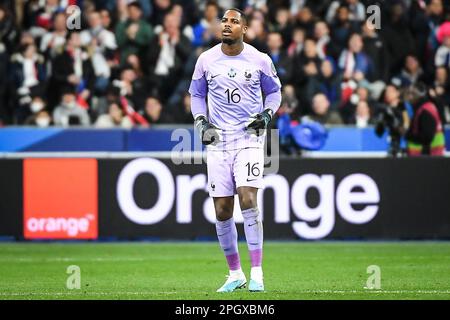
[1,290,450,296]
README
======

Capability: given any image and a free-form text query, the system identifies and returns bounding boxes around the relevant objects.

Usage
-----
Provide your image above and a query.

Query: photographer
[405,84,446,156]
[374,84,410,157]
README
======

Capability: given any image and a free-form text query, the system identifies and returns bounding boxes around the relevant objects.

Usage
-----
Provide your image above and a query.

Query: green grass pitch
[0,242,449,300]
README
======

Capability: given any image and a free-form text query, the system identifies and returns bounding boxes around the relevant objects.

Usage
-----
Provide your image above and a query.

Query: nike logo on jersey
[246,178,258,182]
[211,74,220,79]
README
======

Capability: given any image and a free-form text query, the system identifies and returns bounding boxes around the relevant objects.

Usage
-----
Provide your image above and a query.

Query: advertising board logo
[116,158,380,239]
[23,159,98,239]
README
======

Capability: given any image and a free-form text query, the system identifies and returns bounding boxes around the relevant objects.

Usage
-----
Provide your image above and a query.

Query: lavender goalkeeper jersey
[189,43,282,150]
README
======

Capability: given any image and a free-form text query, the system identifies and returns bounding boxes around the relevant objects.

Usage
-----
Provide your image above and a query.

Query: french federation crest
[244,69,252,81]
[228,68,237,78]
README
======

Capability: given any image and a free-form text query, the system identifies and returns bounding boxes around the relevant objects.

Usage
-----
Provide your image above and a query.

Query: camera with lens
[374,105,405,157]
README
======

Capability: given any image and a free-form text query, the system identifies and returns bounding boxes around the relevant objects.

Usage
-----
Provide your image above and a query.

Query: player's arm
[188,55,221,145]
[245,55,282,135]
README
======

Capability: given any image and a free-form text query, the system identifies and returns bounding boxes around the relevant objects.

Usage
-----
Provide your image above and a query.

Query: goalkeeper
[188,8,282,293]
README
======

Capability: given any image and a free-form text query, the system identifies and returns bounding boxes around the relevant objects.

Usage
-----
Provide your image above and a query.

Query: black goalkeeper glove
[245,109,273,136]
[194,115,222,145]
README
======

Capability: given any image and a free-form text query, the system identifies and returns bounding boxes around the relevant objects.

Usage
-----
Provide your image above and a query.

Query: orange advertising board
[23,158,98,239]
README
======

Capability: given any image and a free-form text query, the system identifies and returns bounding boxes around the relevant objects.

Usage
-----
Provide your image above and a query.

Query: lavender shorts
[206,147,265,197]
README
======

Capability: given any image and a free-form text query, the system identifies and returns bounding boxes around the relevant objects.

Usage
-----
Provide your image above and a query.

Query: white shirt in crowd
[80,27,117,78]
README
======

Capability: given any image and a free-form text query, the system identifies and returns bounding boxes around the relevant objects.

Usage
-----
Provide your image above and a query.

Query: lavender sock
[242,207,263,267]
[215,217,241,271]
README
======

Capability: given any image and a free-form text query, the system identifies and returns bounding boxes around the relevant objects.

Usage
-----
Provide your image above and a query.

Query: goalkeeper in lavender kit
[188,8,282,293]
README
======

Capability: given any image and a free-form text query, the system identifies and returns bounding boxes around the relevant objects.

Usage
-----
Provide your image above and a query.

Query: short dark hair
[127,1,142,10]
[226,8,247,25]
[206,1,219,9]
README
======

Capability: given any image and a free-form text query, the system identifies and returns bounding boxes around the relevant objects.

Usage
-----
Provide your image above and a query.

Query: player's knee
[239,193,257,210]
[215,204,233,221]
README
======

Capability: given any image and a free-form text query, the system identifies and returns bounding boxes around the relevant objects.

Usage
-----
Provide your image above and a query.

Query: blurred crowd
[0,0,449,131]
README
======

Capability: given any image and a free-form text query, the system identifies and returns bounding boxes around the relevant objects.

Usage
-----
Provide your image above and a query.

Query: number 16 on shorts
[207,148,265,197]
[235,148,264,190]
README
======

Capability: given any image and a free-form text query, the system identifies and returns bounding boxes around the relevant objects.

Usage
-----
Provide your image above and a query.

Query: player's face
[221,10,247,45]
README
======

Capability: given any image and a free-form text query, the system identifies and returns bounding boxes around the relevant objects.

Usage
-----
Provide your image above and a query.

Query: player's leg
[207,150,246,292]
[214,196,242,274]
[234,148,265,292]
[213,196,246,292]
[237,186,264,291]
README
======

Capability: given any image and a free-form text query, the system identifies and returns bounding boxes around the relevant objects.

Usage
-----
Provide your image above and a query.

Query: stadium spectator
[150,0,174,27]
[0,0,448,138]
[245,15,269,53]
[375,84,410,137]
[392,55,425,89]
[95,101,133,128]
[266,31,292,84]
[30,0,63,37]
[426,0,446,53]
[142,95,171,124]
[361,19,389,83]
[175,0,200,29]
[146,13,192,102]
[126,53,145,78]
[301,93,343,125]
[115,64,150,113]
[10,43,46,123]
[115,1,153,65]
[168,3,194,41]
[25,109,53,127]
[287,27,305,57]
[435,22,450,68]
[39,11,67,59]
[275,83,300,130]
[340,85,373,124]
[294,6,314,36]
[169,92,194,124]
[313,20,337,60]
[80,10,118,94]
[0,4,19,54]
[338,33,373,82]
[292,37,322,111]
[430,67,450,123]
[406,83,446,156]
[191,1,220,48]
[326,0,365,24]
[48,32,95,110]
[99,8,114,30]
[306,58,342,111]
[328,4,360,57]
[382,2,415,75]
[53,90,91,126]
[348,100,373,128]
[23,95,46,123]
[280,84,299,116]
[271,7,293,50]
[0,4,17,123]
[244,0,268,14]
